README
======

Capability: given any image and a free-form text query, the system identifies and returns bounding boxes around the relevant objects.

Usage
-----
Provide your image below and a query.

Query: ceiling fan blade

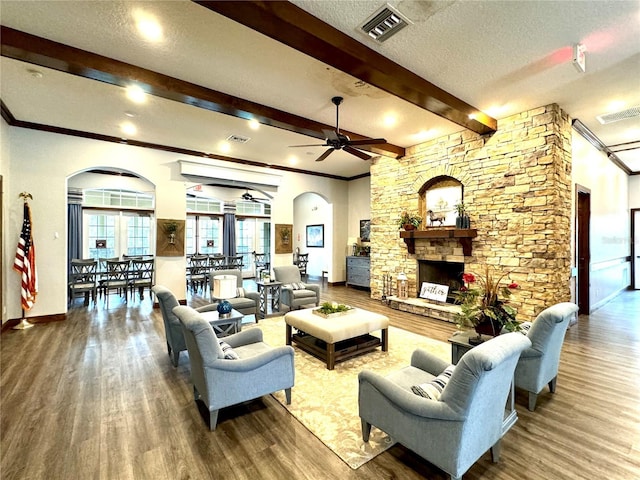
[322,129,340,142]
[344,145,373,160]
[347,138,387,146]
[315,148,335,162]
[289,143,328,147]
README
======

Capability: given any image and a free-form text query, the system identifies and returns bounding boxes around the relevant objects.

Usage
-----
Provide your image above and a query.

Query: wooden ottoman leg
[381,328,388,352]
[327,342,335,370]
[286,323,292,345]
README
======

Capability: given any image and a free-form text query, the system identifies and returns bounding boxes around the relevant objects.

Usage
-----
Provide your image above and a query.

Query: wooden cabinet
[346,256,370,288]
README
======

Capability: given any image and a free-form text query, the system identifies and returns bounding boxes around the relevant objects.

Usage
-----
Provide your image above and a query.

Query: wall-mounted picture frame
[360,219,371,242]
[156,218,185,257]
[275,224,293,254]
[306,224,324,248]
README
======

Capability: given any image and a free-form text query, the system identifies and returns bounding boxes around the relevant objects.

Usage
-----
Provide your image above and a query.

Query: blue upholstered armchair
[514,302,578,411]
[151,285,218,367]
[358,332,531,480]
[209,269,260,319]
[272,265,320,310]
[172,305,295,430]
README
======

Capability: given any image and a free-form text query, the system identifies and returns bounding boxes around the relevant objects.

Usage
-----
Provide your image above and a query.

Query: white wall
[572,132,631,310]
[1,118,11,323]
[630,176,640,208]
[2,127,352,322]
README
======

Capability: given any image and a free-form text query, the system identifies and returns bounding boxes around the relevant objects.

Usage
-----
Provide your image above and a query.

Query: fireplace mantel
[399,229,478,255]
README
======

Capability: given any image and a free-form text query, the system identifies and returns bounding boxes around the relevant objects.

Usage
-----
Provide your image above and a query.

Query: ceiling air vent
[596,106,640,125]
[226,134,251,144]
[359,3,412,43]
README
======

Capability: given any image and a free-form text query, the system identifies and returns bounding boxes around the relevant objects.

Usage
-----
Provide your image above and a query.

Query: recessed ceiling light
[126,85,147,104]
[218,141,231,154]
[383,114,397,127]
[134,11,163,42]
[288,155,298,165]
[248,119,260,130]
[120,122,137,136]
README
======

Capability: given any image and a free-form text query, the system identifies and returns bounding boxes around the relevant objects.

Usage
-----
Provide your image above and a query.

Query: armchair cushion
[236,287,245,297]
[412,365,455,399]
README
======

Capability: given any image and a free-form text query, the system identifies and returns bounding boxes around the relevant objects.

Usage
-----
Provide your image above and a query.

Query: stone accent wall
[370,104,573,322]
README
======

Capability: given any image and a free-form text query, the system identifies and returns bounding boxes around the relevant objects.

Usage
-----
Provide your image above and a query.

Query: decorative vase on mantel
[403,224,416,231]
[456,215,470,229]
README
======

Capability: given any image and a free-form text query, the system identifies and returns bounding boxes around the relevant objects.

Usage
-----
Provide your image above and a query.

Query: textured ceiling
[1,0,639,176]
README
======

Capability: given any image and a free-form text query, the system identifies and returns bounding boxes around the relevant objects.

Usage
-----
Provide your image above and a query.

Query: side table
[199,309,243,337]
[256,280,282,319]
[448,330,518,434]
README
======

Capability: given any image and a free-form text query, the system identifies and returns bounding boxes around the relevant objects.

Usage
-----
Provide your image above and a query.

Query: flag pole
[13,192,35,330]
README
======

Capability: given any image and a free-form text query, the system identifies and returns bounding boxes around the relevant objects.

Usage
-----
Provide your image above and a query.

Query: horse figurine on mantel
[427,210,446,226]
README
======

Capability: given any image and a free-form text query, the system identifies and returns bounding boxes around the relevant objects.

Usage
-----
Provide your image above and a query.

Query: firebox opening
[418,260,464,304]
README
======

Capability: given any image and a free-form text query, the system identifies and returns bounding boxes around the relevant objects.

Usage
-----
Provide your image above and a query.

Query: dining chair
[188,255,210,293]
[103,259,131,307]
[129,258,155,301]
[68,258,98,306]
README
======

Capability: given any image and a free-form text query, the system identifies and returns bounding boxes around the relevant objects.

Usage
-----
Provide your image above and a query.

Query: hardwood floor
[2,282,639,479]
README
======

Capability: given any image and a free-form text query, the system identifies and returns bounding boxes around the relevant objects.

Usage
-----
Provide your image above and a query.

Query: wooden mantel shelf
[399,229,478,255]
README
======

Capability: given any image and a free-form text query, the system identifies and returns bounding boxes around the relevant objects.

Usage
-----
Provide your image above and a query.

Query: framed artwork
[306,224,324,248]
[156,218,185,257]
[275,224,293,254]
[424,184,462,227]
[360,219,371,242]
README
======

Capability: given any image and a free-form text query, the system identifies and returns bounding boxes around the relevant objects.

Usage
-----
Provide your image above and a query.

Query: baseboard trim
[2,313,67,333]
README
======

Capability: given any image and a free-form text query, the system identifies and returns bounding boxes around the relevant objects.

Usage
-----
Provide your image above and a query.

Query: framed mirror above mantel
[399,229,477,256]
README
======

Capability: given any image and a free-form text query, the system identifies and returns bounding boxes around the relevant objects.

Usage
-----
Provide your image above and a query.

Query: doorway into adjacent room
[576,185,591,315]
[632,208,640,290]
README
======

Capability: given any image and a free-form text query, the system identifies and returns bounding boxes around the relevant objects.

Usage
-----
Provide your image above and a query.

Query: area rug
[244,316,451,469]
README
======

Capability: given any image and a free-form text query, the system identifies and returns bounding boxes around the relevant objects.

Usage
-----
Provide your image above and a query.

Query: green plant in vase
[397,211,422,230]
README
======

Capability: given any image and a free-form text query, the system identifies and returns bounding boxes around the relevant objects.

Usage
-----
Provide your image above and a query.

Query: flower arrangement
[453,265,521,335]
[397,211,422,230]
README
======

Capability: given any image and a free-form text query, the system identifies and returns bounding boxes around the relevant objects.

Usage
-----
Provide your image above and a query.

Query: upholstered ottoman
[284,307,389,369]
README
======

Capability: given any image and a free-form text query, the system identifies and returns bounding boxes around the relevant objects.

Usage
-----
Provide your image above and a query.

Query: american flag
[13,202,38,310]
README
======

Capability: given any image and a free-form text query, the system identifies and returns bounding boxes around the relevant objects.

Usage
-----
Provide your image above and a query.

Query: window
[186,215,223,255]
[85,211,154,259]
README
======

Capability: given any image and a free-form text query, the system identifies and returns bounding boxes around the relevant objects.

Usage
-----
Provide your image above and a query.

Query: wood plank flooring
[1,282,639,479]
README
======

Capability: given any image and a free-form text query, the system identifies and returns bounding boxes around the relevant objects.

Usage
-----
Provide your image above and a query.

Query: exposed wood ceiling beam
[0,25,404,159]
[197,0,497,135]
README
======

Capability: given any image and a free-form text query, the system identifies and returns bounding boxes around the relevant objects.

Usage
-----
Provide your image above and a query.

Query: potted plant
[453,265,521,339]
[454,202,470,229]
[164,221,179,244]
[397,211,422,230]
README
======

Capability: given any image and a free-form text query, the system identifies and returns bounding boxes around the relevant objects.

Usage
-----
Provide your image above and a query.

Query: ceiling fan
[241,189,270,203]
[290,96,387,162]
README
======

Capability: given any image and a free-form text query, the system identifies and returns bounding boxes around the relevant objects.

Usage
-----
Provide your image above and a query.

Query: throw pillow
[290,282,305,290]
[411,365,455,400]
[236,287,245,298]
[218,340,239,360]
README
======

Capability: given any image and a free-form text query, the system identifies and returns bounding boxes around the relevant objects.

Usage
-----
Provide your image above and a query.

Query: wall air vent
[226,134,251,143]
[596,106,640,125]
[359,3,412,43]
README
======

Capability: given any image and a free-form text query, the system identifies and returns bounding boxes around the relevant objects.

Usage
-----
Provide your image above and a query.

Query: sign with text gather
[419,282,449,302]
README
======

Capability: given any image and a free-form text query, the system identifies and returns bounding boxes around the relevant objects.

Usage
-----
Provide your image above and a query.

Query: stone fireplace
[369,104,573,323]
